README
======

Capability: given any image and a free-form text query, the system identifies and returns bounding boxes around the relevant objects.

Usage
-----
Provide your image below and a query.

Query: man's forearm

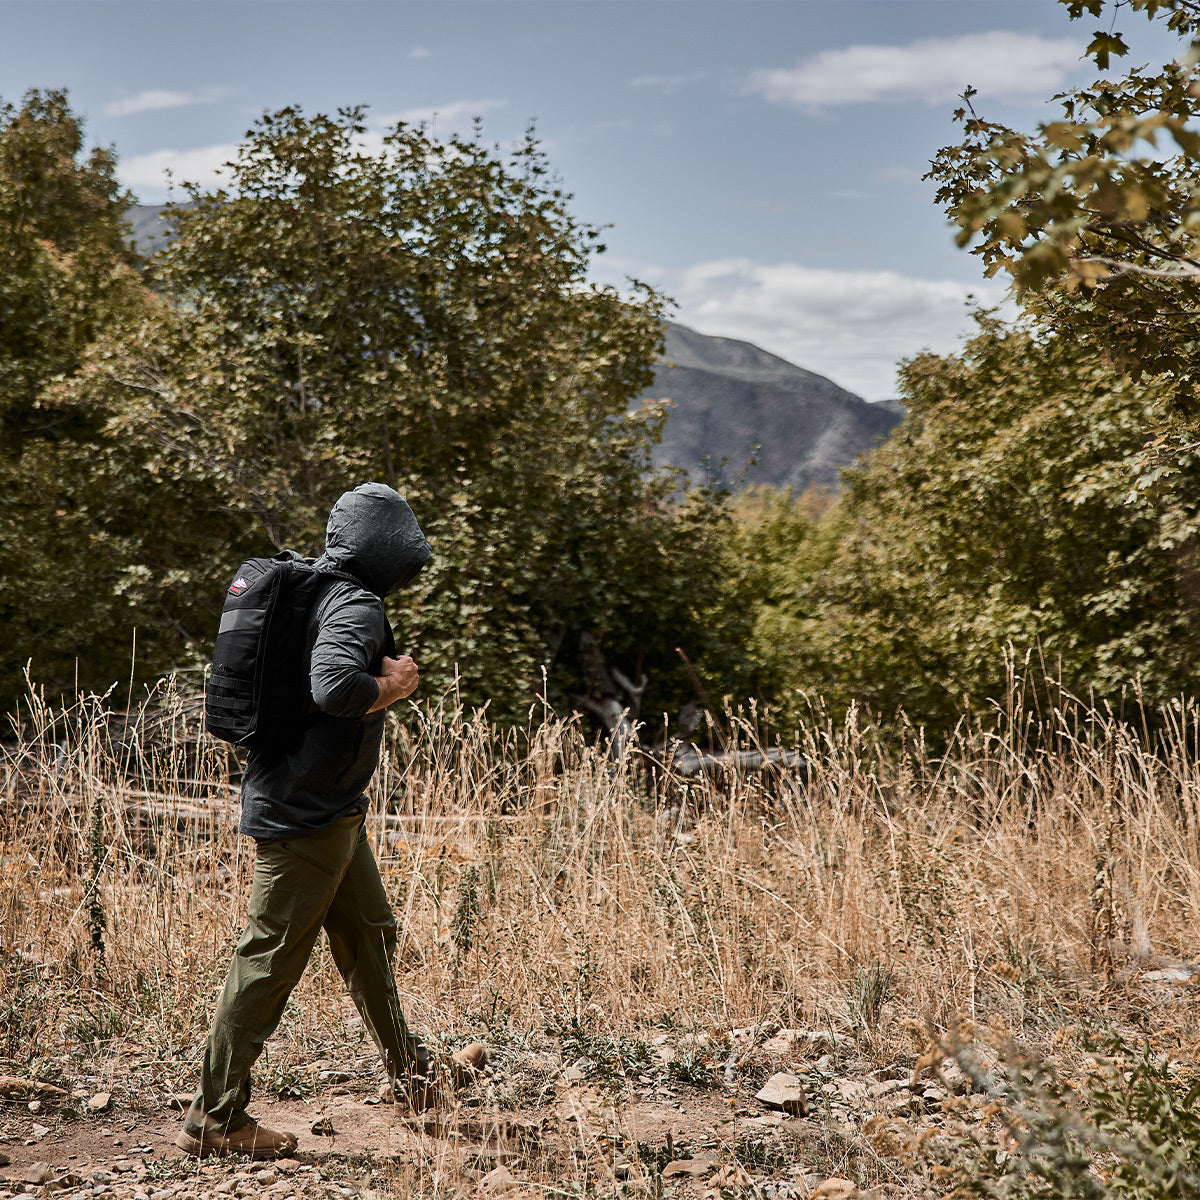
[367,654,420,712]
[367,675,401,713]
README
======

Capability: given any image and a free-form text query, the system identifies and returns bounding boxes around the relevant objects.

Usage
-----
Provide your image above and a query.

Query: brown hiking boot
[407,1068,453,1114]
[447,1042,489,1087]
[378,1068,451,1113]
[176,1117,298,1160]
[379,1042,490,1112]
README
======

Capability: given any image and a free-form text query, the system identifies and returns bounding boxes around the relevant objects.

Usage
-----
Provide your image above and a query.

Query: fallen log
[573,635,808,786]
[0,1076,67,1100]
[666,743,806,779]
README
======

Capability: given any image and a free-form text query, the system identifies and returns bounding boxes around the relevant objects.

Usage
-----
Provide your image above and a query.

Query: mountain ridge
[640,323,902,493]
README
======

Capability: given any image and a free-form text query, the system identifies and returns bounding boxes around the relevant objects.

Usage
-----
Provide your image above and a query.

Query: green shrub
[955,1034,1200,1199]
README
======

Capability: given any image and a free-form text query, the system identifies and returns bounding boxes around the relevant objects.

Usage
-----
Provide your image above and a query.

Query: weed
[997,933,1046,985]
[952,1033,1200,1199]
[894,829,956,950]
[0,951,60,1061]
[473,984,520,1047]
[85,787,108,973]
[554,1012,651,1082]
[264,1062,318,1100]
[733,1136,789,1174]
[667,1046,719,1087]
[67,1000,126,1049]
[452,864,481,957]
[636,1141,679,1172]
[847,961,893,1040]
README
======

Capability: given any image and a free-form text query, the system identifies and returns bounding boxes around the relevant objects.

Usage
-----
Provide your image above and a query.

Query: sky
[0,0,1188,400]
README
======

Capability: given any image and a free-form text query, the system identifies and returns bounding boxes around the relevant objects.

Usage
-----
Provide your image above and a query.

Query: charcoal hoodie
[239,484,431,839]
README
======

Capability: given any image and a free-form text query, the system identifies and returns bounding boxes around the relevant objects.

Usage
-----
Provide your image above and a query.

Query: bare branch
[610,667,647,718]
[1074,255,1200,279]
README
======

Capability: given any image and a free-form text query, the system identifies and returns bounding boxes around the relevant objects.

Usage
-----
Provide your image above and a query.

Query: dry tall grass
[3,669,1200,1190]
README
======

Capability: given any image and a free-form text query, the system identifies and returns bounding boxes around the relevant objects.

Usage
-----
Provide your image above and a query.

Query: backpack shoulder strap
[307,567,397,666]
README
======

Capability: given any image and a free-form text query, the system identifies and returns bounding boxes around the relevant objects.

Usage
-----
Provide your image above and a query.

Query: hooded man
[179,483,484,1160]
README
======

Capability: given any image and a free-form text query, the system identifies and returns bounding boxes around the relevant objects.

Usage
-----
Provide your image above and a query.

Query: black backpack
[205,552,354,754]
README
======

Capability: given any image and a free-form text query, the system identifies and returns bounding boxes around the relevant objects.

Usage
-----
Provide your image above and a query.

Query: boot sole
[175,1129,296,1160]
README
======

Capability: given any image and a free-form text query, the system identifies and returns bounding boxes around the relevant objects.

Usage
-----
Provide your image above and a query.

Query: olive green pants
[185,810,425,1134]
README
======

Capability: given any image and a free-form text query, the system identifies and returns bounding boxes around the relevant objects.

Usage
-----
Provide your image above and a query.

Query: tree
[877,0,1200,732]
[0,88,138,453]
[783,315,1200,732]
[720,485,837,729]
[928,0,1200,394]
[82,107,758,725]
[0,91,245,717]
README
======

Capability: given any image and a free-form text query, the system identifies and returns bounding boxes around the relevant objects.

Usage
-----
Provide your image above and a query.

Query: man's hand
[368,654,419,713]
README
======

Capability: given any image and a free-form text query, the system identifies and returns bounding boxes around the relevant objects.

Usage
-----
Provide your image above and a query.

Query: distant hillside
[640,324,902,492]
[126,203,177,256]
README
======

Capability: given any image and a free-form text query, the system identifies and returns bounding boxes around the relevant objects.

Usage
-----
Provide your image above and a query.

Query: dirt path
[0,1052,897,1200]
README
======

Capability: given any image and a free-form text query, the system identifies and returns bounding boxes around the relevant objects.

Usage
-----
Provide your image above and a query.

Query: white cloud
[630,70,708,92]
[747,31,1082,108]
[409,46,432,59]
[385,99,508,131]
[120,142,239,198]
[661,258,1013,400]
[592,117,635,135]
[118,105,507,201]
[874,165,926,186]
[104,87,232,118]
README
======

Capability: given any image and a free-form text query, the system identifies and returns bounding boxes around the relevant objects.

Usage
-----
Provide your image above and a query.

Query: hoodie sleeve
[309,583,388,719]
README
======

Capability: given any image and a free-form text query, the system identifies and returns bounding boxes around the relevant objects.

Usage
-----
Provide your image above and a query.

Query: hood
[317,483,431,597]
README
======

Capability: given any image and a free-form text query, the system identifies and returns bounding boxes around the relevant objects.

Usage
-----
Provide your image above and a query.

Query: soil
[0,1043,915,1200]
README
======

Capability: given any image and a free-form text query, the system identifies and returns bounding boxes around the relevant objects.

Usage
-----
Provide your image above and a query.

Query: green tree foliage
[859,0,1200,732]
[781,315,1200,731]
[74,106,755,724]
[0,88,137,451]
[723,486,838,727]
[928,0,1200,394]
[0,91,245,716]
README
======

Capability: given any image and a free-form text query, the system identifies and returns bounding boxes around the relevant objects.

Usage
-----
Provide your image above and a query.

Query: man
[179,483,484,1160]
